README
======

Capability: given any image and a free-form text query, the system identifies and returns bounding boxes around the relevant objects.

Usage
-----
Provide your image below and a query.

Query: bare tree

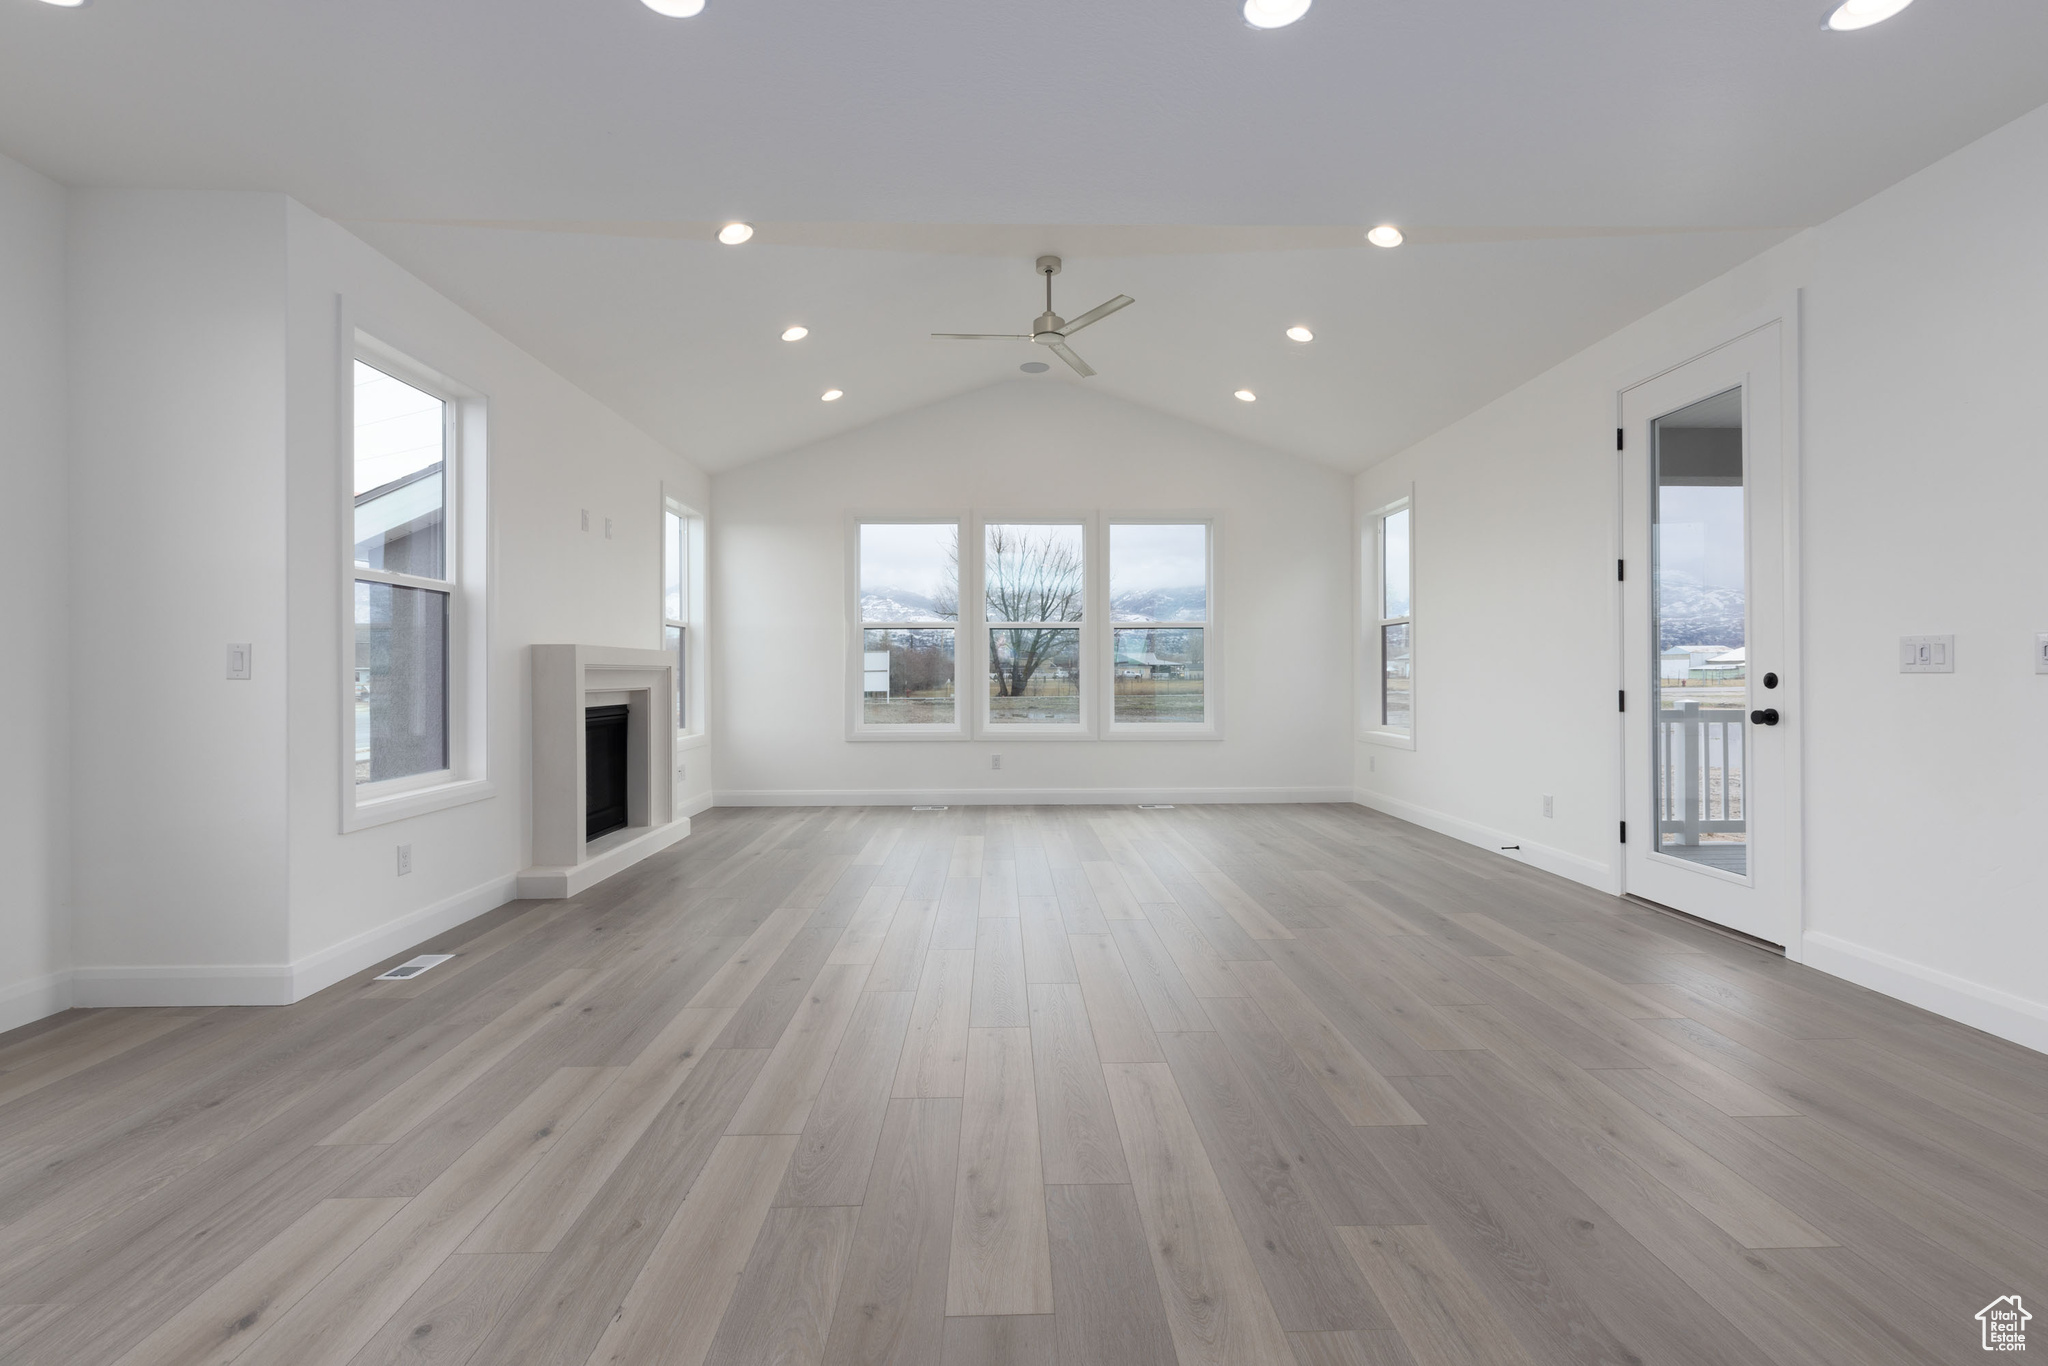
[984,526,1083,698]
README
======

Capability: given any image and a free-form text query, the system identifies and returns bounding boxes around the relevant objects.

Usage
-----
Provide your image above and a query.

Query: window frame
[976,511,1097,740]
[1100,513,1222,741]
[340,327,494,832]
[1363,491,1416,750]
[847,512,970,742]
[664,491,709,751]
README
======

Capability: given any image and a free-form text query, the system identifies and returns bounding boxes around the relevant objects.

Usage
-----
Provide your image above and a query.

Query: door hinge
[1616,427,1625,452]
[1619,820,1627,843]
[1618,689,1626,712]
[1617,558,1625,582]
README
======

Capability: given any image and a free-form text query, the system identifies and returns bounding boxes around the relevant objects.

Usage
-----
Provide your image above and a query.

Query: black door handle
[1750,708,1780,726]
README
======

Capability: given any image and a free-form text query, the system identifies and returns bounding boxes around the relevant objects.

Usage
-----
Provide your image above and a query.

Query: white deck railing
[1656,701,1745,846]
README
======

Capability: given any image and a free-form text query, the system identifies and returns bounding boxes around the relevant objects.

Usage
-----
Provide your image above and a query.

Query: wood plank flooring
[4,803,2045,1365]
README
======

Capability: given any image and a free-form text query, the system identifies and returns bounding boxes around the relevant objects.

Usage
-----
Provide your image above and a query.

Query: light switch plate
[226,643,253,680]
[1900,635,1954,674]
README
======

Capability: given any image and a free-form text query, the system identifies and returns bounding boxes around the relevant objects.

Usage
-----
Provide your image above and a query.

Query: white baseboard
[1802,931,2048,1056]
[518,816,693,899]
[288,873,521,1000]
[677,790,715,819]
[71,871,523,1009]
[715,786,1355,808]
[1352,787,1619,893]
[0,971,75,1037]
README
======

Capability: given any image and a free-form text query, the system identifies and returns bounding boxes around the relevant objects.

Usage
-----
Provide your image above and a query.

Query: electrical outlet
[1368,755,1376,772]
[396,844,412,876]
[1542,795,1554,819]
[676,761,687,780]
[604,516,614,539]
[2037,633,2048,675]
[225,643,252,680]
[990,754,1002,771]
[580,509,590,532]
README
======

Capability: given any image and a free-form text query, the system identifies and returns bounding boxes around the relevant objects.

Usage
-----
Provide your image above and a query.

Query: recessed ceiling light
[781,326,809,341]
[1234,389,1258,403]
[1822,0,1913,28]
[1243,0,1311,28]
[1020,361,1051,373]
[1366,225,1404,248]
[717,222,754,245]
[821,389,844,402]
[35,0,87,6]
[1285,326,1314,343]
[642,0,706,16]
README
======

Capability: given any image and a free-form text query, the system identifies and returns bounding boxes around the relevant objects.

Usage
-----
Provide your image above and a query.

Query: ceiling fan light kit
[932,255,1135,378]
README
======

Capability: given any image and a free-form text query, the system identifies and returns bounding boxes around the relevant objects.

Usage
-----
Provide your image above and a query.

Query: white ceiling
[4,0,2045,470]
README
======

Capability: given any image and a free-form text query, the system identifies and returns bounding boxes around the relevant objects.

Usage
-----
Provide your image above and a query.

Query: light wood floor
[3,804,2045,1365]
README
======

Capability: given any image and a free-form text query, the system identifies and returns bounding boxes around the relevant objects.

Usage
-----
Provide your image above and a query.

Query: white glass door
[1620,324,1797,945]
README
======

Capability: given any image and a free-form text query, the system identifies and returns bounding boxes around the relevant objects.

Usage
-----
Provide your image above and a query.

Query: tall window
[985,522,1085,728]
[353,360,452,787]
[857,522,960,731]
[1109,522,1211,728]
[1375,501,1413,734]
[664,503,695,732]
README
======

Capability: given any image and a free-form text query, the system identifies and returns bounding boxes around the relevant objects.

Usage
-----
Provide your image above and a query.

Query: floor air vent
[911,805,949,811]
[375,954,455,981]
[1137,804,1176,810]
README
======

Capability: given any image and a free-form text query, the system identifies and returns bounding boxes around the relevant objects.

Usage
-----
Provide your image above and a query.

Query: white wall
[282,203,711,989]
[1356,101,2048,1051]
[27,188,712,1014]
[714,380,1354,803]
[0,152,71,1031]
[67,191,295,999]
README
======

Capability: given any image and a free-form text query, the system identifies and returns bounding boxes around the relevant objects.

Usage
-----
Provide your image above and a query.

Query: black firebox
[585,704,630,840]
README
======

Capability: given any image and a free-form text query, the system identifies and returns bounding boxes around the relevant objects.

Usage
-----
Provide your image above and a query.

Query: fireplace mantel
[519,644,690,898]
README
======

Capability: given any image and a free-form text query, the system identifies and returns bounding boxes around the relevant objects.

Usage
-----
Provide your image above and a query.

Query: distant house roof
[354,461,444,547]
[1708,647,1746,664]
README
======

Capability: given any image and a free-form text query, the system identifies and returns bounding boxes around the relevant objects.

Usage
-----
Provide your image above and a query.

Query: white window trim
[847,512,970,742]
[664,489,709,751]
[1100,513,1223,741]
[340,322,494,832]
[1363,490,1416,750]
[976,511,1097,741]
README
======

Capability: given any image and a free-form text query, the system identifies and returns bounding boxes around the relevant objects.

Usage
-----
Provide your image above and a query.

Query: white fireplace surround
[520,644,691,898]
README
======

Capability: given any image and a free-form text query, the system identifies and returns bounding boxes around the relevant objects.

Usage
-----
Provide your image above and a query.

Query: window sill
[848,728,971,743]
[676,731,712,753]
[343,776,496,832]
[1105,725,1223,741]
[1360,729,1416,751]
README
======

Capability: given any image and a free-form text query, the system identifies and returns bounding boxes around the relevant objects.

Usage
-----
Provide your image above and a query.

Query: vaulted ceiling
[5,0,2046,470]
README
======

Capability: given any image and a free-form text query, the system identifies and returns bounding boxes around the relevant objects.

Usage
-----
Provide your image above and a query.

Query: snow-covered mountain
[860,587,955,623]
[862,584,1207,623]
[1658,572,1744,650]
[1110,586,1207,623]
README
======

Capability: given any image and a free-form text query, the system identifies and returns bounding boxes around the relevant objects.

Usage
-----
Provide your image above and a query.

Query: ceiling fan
[932,255,1134,377]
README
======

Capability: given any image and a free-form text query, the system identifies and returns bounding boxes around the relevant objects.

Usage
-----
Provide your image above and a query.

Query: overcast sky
[861,522,958,597]
[858,521,1208,598]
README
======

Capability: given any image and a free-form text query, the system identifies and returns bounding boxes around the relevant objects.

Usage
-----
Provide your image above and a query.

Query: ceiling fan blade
[1057,294,1134,336]
[932,332,1031,340]
[1048,340,1096,378]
